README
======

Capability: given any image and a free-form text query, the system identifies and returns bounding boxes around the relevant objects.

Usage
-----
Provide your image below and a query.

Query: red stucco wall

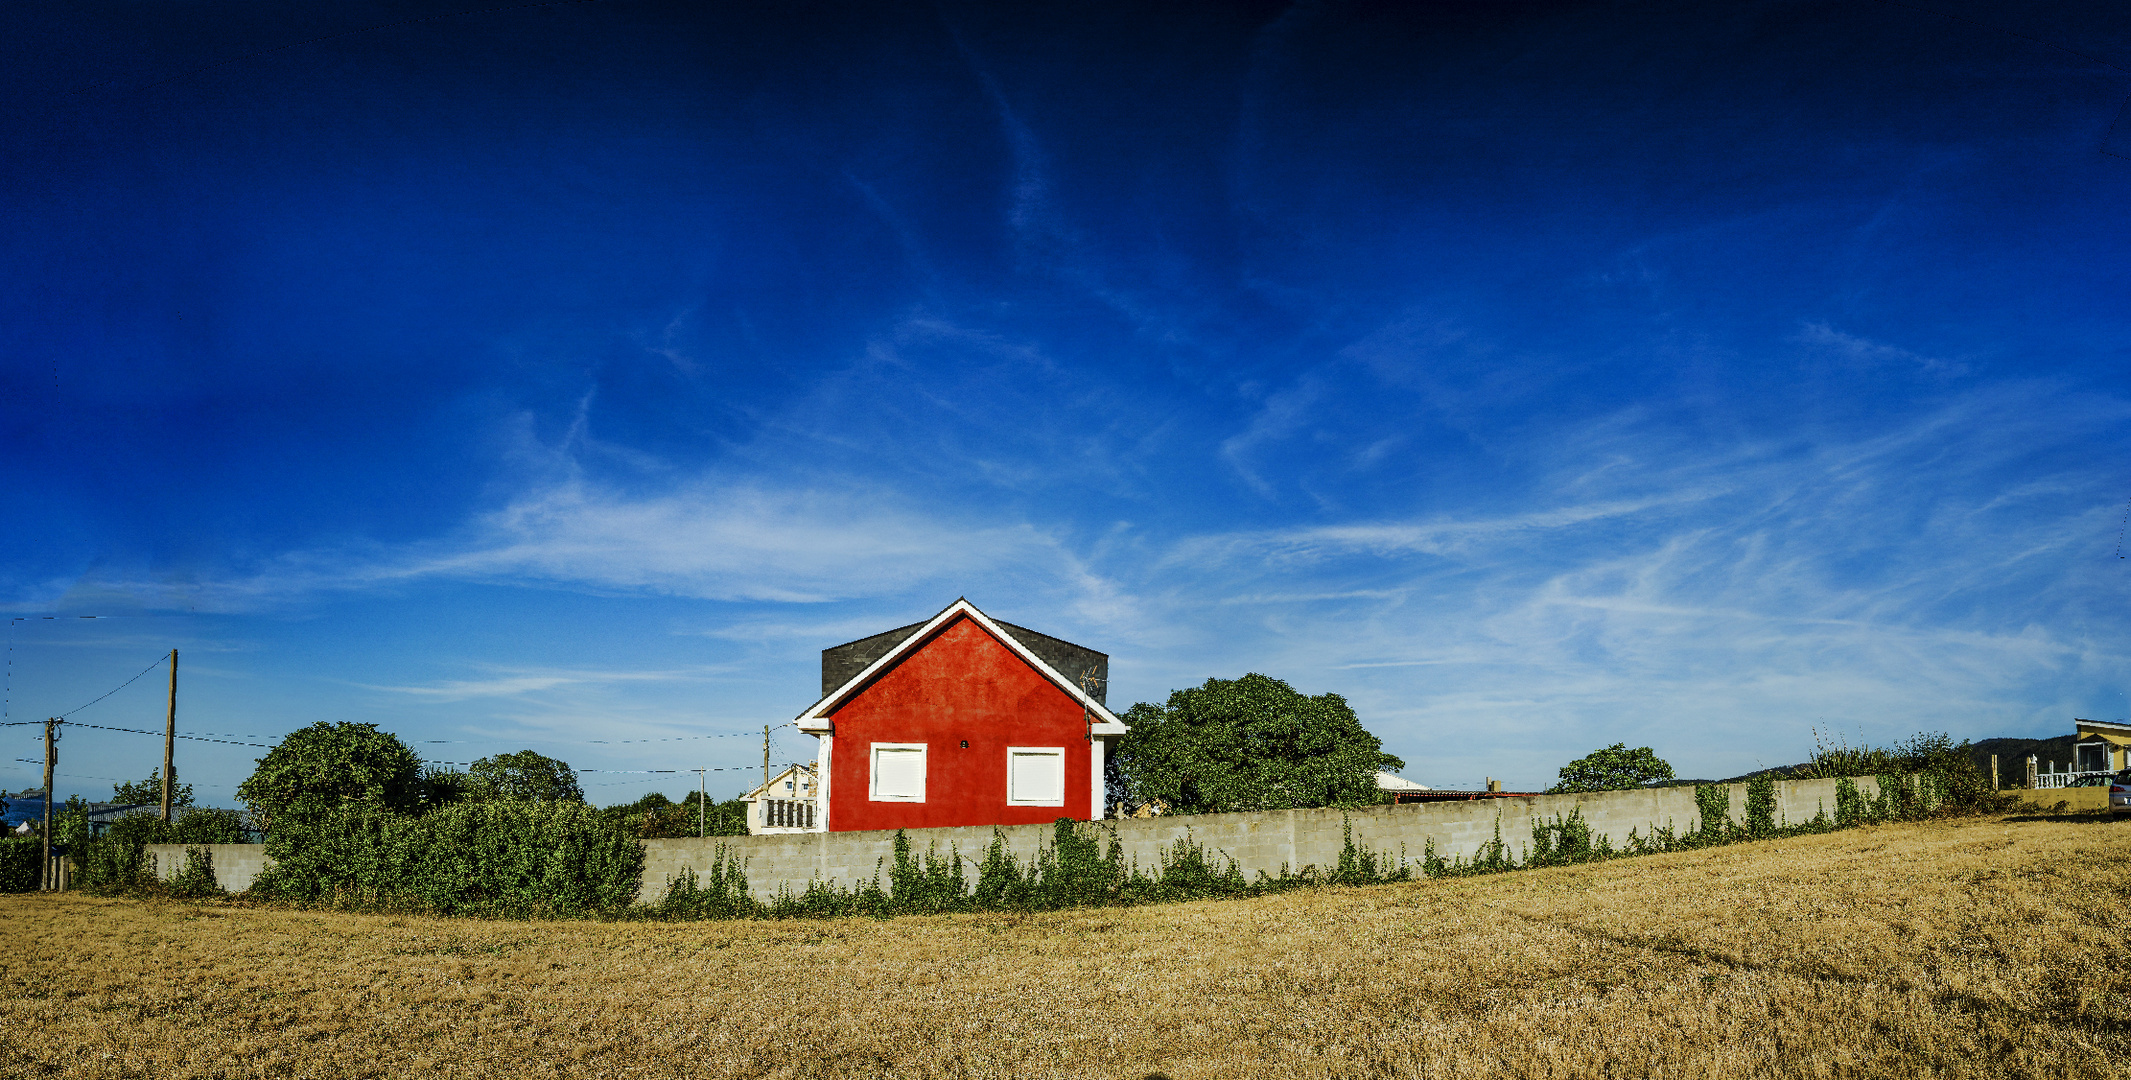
[825,614,1095,831]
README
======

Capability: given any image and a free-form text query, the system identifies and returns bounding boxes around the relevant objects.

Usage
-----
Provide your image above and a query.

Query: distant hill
[1714,735,2086,786]
[1968,736,2081,781]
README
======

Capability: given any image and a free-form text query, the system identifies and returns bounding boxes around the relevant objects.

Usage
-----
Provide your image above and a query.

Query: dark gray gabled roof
[820,612,1109,705]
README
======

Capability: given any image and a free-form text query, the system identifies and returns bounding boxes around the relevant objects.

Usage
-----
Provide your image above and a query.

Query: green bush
[252,799,644,917]
[1744,775,1777,835]
[76,809,250,895]
[1529,808,1611,867]
[1800,731,2007,814]
[1694,784,1732,839]
[0,837,40,892]
[1834,776,1866,825]
[168,847,224,898]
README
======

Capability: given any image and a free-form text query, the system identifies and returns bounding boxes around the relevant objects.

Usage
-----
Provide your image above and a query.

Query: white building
[744,764,819,834]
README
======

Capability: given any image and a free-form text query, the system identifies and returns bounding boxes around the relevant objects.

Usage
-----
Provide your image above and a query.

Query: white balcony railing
[759,798,817,830]
[2033,770,2111,789]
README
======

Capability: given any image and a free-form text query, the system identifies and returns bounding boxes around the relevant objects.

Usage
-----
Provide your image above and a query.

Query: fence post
[2025,755,2037,789]
[1989,754,1999,790]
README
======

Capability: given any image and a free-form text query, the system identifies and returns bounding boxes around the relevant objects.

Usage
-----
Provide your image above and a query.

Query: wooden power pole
[695,767,707,838]
[41,719,56,891]
[763,725,771,795]
[161,649,177,821]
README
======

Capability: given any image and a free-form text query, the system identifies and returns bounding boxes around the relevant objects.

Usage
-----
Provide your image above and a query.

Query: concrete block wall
[643,776,1878,902]
[145,842,269,894]
[145,776,1880,902]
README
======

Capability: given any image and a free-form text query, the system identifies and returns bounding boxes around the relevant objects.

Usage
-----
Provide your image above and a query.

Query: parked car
[2113,769,2131,815]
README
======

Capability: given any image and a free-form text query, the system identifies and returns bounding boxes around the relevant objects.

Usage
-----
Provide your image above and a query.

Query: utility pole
[695,767,707,838]
[763,725,771,795]
[41,719,57,891]
[161,649,177,821]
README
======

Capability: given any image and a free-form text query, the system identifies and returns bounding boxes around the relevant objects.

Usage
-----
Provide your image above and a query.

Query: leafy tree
[600,791,748,838]
[112,767,191,808]
[237,721,424,834]
[468,750,584,803]
[418,765,478,809]
[1548,743,1675,793]
[1112,673,1404,814]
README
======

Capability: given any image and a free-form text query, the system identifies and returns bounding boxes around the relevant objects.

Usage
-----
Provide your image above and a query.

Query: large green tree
[1112,673,1404,814]
[237,721,424,833]
[1548,743,1675,793]
[468,750,584,803]
[112,767,191,808]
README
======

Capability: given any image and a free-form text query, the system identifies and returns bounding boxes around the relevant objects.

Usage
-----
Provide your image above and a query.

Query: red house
[796,599,1128,832]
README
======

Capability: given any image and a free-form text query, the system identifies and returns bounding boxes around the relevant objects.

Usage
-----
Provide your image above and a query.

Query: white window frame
[869,742,928,802]
[1006,746,1067,807]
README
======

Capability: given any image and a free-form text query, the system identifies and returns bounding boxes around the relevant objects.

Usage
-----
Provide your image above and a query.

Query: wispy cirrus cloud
[75,476,1070,613]
[353,665,719,703]
[1102,377,2131,782]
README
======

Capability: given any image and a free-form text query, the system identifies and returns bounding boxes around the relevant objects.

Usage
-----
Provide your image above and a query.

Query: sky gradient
[6,0,2130,803]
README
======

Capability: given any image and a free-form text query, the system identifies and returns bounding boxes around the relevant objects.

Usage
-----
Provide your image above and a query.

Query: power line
[584,723,796,745]
[2117,489,2131,558]
[54,653,170,719]
[60,721,275,749]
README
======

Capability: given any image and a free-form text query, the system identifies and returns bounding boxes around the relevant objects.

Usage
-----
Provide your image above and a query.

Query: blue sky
[6,0,2130,804]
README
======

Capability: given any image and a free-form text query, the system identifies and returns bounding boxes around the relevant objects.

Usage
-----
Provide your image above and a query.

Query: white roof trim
[795,598,1127,734]
[2076,718,2131,733]
[740,762,816,802]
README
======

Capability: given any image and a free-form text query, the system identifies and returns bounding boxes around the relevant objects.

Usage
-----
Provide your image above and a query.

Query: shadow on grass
[1999,810,2125,824]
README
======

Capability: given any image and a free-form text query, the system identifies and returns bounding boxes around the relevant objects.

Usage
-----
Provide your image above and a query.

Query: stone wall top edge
[644,775,1876,853]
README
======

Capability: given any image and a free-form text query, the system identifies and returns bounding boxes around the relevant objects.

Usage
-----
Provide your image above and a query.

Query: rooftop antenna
[1080,665,1105,743]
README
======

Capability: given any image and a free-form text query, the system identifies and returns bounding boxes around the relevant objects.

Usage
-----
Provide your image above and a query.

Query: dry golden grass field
[4,813,2129,1080]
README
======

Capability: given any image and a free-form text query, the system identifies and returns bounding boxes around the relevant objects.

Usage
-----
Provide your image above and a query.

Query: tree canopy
[236,721,424,832]
[468,750,584,803]
[112,767,191,807]
[1112,673,1404,814]
[1548,743,1675,793]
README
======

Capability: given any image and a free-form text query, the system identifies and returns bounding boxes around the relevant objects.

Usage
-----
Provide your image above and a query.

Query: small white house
[1376,771,1431,796]
[744,764,819,834]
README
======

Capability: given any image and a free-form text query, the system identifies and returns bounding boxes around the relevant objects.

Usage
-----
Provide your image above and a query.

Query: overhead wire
[54,652,169,719]
[15,658,805,797]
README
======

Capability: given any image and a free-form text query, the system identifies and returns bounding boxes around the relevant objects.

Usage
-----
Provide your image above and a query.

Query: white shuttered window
[870,743,927,802]
[1006,746,1066,806]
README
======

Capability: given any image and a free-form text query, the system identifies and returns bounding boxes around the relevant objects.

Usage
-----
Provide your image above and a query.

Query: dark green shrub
[655,847,756,919]
[76,809,249,895]
[1331,818,1412,884]
[1694,784,1731,839]
[1136,833,1246,900]
[972,831,1029,909]
[1877,773,1911,820]
[168,847,224,898]
[1834,777,1866,825]
[1800,731,2008,814]
[1529,808,1609,867]
[1744,776,1777,835]
[251,799,643,917]
[1027,818,1121,909]
[0,837,39,892]
[886,831,970,914]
